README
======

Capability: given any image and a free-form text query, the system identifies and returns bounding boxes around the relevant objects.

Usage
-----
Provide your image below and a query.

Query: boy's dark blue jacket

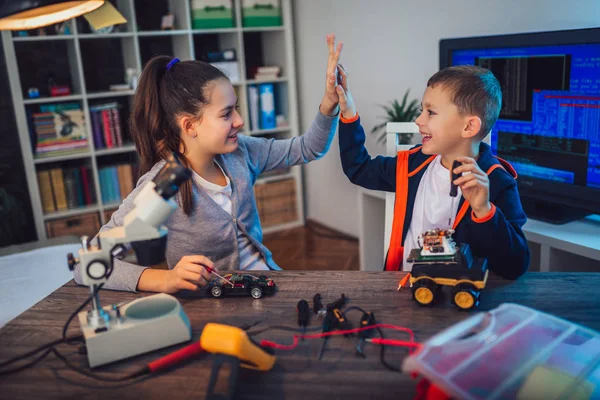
[339,116,530,280]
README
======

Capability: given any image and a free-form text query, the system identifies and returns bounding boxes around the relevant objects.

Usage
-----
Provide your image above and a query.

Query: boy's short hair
[427,65,502,139]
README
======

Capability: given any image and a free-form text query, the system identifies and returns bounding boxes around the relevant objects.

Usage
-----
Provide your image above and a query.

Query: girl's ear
[178,115,198,138]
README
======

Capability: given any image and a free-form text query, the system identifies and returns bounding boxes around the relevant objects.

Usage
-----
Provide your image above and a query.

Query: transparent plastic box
[402,303,600,399]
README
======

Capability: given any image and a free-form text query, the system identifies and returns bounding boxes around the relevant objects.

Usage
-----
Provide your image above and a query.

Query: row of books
[31,103,88,159]
[248,83,277,131]
[99,164,134,205]
[90,103,126,150]
[37,166,95,213]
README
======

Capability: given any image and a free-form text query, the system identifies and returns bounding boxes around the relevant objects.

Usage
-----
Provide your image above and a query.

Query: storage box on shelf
[3,0,301,241]
[254,177,297,228]
[46,212,101,239]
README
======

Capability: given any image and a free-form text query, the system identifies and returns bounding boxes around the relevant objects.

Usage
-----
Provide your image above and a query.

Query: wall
[293,0,600,236]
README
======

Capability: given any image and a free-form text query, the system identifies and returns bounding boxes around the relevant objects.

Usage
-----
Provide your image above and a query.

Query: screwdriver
[297,300,310,339]
[202,265,234,287]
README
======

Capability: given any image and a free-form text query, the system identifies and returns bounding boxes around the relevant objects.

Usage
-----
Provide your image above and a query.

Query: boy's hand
[320,34,343,116]
[452,157,492,218]
[336,64,356,119]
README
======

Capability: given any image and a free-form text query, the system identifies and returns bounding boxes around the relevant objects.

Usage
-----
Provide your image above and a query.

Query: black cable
[51,348,148,382]
[246,325,322,336]
[342,307,401,372]
[62,284,104,345]
[0,336,77,370]
[0,349,53,376]
[342,306,368,316]
[376,326,401,372]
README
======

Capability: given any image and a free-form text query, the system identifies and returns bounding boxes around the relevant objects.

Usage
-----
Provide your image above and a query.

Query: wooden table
[1,271,600,400]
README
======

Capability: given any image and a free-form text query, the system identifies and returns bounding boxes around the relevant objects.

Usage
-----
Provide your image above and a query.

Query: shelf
[246,77,287,84]
[78,33,135,39]
[242,26,285,32]
[256,172,294,184]
[87,90,135,99]
[34,151,91,164]
[250,127,291,136]
[95,145,137,156]
[5,0,301,241]
[12,35,74,42]
[192,28,239,34]
[102,202,122,211]
[137,30,190,37]
[24,94,83,105]
[43,205,100,220]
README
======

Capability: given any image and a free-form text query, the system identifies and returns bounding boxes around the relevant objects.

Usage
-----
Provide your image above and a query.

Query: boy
[335,65,529,279]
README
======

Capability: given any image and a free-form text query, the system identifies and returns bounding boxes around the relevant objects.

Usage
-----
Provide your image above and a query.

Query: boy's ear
[462,116,482,139]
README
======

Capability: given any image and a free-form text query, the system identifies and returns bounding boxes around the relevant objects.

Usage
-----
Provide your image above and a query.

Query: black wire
[0,349,53,376]
[62,283,104,345]
[376,326,401,372]
[342,306,368,316]
[342,307,401,372]
[0,336,77,370]
[246,325,322,336]
[51,348,148,382]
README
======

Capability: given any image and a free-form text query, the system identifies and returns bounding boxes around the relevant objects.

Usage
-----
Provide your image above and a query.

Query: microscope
[66,153,194,368]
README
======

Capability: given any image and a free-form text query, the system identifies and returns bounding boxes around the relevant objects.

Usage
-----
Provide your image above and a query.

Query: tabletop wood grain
[1,271,600,400]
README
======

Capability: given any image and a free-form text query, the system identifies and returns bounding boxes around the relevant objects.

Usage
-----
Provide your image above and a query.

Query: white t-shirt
[192,162,269,271]
[402,155,461,270]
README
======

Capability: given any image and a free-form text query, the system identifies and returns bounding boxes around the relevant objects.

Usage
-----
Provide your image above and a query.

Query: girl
[74,35,345,293]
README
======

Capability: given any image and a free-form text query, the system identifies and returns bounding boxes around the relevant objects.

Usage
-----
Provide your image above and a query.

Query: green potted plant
[370,90,420,145]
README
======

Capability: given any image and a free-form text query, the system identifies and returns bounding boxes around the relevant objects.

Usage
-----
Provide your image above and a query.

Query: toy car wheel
[412,279,437,306]
[452,283,479,310]
[211,285,223,298]
[250,286,263,299]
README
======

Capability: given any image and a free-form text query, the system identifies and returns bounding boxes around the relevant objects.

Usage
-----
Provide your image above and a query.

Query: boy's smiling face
[415,84,480,157]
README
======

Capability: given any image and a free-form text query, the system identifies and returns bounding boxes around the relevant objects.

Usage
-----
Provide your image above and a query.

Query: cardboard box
[46,212,101,238]
[191,0,234,29]
[242,0,282,27]
[254,178,297,227]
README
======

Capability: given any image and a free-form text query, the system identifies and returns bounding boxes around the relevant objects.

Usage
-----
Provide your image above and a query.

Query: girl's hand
[320,34,343,116]
[336,64,356,119]
[163,255,216,293]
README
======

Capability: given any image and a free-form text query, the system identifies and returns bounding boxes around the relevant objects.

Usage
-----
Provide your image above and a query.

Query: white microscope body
[67,154,194,367]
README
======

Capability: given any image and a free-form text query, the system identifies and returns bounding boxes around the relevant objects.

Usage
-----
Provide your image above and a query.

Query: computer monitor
[440,28,600,224]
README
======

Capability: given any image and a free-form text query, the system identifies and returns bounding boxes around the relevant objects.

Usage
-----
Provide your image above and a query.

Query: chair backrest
[383,123,491,258]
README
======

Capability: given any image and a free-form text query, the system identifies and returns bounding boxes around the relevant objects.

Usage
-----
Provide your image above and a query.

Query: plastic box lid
[402,303,600,399]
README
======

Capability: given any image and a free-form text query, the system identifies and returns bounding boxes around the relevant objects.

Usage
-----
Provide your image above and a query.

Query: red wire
[147,342,204,373]
[260,323,421,353]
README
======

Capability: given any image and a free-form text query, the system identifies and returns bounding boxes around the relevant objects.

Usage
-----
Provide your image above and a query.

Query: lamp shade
[0,0,104,30]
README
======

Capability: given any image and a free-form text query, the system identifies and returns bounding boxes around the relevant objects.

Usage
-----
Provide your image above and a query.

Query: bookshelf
[2,0,302,241]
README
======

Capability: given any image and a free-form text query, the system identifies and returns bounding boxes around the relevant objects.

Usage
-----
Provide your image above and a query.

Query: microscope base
[78,293,192,368]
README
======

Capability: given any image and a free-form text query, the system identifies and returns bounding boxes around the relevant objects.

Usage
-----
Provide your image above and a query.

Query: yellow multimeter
[200,323,276,371]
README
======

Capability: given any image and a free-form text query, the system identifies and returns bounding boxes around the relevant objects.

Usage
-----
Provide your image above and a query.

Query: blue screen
[451,44,600,190]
